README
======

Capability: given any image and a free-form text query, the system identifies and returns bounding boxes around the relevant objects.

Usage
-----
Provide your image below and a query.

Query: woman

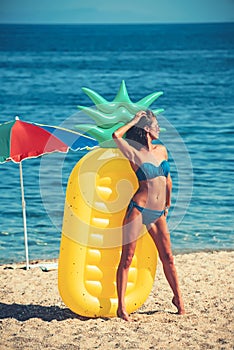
[112,110,185,321]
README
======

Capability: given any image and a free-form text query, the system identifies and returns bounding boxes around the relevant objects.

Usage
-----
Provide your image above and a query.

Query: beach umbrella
[0,116,98,269]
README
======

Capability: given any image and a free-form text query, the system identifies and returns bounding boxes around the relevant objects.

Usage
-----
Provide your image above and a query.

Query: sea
[0,23,233,264]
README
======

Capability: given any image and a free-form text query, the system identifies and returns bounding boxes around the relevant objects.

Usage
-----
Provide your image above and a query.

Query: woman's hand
[164,206,169,217]
[113,110,147,140]
[132,110,147,124]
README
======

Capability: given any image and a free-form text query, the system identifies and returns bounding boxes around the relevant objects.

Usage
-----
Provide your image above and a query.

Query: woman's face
[149,119,160,139]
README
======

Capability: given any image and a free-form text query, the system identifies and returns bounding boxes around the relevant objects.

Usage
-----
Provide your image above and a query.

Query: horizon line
[0,21,233,25]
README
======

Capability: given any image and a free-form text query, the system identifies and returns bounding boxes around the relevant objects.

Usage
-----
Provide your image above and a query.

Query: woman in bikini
[112,110,185,321]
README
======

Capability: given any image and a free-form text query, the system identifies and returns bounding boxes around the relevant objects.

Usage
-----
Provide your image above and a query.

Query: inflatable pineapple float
[58,81,164,317]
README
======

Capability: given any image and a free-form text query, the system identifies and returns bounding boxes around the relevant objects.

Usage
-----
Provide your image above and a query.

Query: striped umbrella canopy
[0,117,98,163]
[0,117,98,269]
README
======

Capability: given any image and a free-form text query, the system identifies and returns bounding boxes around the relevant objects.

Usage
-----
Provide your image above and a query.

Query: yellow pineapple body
[58,148,158,317]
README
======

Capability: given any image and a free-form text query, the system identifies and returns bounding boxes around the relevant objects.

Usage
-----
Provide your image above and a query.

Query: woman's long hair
[125,110,156,150]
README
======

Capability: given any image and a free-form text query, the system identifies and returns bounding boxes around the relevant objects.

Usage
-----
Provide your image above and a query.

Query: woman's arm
[112,111,146,160]
[163,146,172,215]
[164,174,172,217]
[112,110,146,138]
[165,173,172,209]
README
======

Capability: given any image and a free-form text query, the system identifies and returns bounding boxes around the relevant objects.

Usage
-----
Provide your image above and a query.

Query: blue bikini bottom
[127,200,164,226]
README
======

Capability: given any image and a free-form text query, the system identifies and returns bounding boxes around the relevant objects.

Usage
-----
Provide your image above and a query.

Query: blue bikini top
[136,160,170,181]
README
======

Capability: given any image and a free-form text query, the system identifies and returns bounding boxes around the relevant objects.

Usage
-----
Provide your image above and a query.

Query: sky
[0,0,234,24]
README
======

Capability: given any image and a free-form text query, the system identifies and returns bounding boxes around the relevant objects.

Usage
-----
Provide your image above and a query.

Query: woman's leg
[148,216,185,314]
[116,207,142,321]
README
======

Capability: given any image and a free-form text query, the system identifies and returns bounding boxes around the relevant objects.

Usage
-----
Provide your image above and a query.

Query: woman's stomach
[132,177,166,211]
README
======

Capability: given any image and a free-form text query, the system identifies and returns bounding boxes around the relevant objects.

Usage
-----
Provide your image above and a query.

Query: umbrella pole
[19,162,29,270]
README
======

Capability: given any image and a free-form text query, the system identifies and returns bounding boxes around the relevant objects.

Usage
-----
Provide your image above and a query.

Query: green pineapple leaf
[75,80,164,147]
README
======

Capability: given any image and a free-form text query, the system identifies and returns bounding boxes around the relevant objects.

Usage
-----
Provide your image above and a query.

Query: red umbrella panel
[0,117,98,269]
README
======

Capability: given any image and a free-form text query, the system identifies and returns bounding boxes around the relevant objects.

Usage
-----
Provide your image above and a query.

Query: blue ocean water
[0,23,233,263]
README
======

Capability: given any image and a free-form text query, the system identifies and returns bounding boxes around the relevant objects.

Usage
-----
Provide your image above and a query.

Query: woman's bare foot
[172,296,185,315]
[117,309,130,321]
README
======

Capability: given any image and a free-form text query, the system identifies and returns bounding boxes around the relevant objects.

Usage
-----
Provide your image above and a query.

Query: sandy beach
[0,250,233,350]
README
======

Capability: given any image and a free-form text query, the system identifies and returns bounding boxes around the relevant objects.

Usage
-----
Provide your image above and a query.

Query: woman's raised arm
[112,111,146,160]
